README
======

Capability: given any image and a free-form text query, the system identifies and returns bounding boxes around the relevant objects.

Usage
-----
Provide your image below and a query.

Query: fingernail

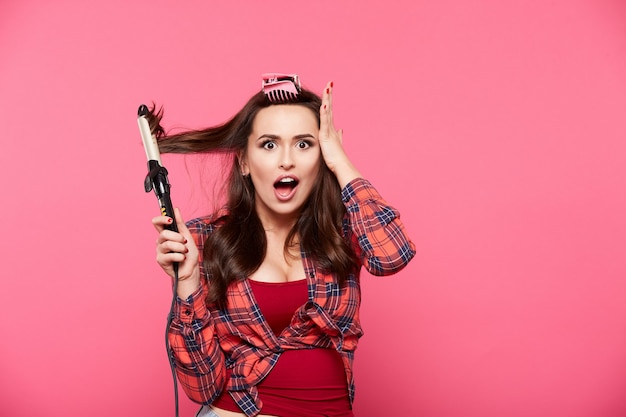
[330,81,334,88]
[167,218,173,223]
[326,87,330,94]
[323,104,327,109]
[184,238,188,244]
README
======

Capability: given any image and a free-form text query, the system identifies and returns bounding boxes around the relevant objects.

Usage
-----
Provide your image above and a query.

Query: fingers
[157,234,188,255]
[321,81,334,130]
[318,82,361,186]
[154,208,191,248]
[151,207,199,278]
[152,214,174,232]
[173,207,190,236]
[324,80,334,106]
[156,232,188,271]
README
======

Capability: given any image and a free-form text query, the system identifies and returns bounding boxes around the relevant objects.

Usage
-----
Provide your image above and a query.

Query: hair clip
[262,73,301,103]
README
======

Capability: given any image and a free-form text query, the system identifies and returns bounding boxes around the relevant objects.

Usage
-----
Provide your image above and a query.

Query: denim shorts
[195,406,220,417]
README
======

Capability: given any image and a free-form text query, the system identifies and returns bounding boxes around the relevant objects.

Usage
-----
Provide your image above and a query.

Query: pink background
[1,1,625,416]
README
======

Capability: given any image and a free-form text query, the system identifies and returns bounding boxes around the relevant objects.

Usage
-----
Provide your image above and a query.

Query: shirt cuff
[174,284,207,325]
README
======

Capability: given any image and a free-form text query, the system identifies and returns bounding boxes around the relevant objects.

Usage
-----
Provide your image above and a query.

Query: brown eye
[297,140,311,149]
[262,141,276,150]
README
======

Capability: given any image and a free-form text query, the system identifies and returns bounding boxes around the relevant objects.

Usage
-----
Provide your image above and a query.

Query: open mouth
[274,177,299,198]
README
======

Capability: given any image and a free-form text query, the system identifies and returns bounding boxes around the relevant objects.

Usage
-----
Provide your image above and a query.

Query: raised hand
[318,81,362,188]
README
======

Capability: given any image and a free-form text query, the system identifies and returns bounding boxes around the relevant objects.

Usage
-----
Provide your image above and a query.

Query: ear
[238,151,249,176]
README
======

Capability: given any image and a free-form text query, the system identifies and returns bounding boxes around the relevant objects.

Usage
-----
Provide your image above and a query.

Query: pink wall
[1,1,625,416]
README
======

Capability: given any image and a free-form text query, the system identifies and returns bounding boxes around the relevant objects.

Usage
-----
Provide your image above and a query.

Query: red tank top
[212,279,353,417]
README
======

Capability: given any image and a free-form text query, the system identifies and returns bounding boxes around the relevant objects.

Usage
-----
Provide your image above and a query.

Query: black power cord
[165,265,180,417]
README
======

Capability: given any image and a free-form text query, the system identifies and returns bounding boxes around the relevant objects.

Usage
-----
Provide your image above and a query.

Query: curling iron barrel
[138,104,177,232]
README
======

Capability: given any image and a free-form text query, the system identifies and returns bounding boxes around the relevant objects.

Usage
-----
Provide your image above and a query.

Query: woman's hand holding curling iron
[152,207,200,300]
[319,81,362,188]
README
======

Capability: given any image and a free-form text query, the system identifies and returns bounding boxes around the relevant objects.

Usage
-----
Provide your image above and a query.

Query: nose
[279,148,294,169]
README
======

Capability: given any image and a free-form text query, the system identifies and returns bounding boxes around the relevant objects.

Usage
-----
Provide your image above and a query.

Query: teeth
[279,178,295,183]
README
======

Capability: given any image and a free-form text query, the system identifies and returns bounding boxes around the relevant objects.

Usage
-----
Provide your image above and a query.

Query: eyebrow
[256,133,317,141]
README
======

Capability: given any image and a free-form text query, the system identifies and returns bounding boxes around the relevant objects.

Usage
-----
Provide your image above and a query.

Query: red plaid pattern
[168,178,415,416]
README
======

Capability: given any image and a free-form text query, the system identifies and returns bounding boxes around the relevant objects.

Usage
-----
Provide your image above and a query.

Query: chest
[248,243,306,283]
[216,267,363,353]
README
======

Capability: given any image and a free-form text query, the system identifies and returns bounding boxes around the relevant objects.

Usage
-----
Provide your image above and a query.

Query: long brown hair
[148,89,357,307]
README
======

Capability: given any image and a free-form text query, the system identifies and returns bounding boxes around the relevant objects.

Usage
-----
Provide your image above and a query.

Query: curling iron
[138,104,178,233]
[137,104,180,417]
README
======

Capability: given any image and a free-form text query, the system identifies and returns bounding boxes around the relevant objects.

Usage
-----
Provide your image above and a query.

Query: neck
[256,209,301,252]
[255,203,302,235]
[258,213,298,235]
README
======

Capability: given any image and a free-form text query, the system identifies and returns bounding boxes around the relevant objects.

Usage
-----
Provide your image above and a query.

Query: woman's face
[241,104,321,226]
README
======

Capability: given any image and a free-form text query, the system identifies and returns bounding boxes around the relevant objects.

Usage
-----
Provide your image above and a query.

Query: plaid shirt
[168,177,415,416]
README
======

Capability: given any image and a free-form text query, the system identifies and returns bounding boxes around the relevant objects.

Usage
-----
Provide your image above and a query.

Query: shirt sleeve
[166,217,227,405]
[342,177,416,276]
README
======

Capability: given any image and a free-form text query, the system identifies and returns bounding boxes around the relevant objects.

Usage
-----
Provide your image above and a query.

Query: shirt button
[184,309,192,316]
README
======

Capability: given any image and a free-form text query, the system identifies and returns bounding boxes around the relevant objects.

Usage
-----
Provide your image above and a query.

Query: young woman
[151,76,415,417]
